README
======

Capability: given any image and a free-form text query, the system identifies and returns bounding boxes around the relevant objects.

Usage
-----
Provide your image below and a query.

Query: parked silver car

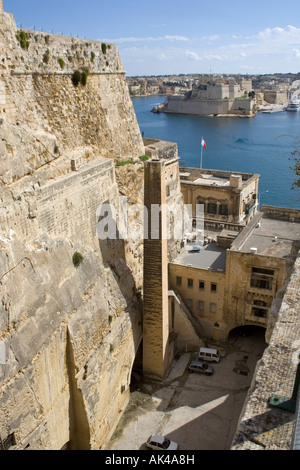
[188,360,214,376]
[146,434,178,450]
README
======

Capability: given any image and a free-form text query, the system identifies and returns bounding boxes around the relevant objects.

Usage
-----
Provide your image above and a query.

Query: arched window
[207,202,217,214]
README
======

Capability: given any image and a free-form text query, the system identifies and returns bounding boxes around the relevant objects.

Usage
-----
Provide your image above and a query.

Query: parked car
[146,434,179,450]
[188,360,214,376]
[198,347,220,363]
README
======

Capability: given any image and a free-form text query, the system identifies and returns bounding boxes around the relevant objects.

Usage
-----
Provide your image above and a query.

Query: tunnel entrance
[228,324,267,342]
[228,325,267,361]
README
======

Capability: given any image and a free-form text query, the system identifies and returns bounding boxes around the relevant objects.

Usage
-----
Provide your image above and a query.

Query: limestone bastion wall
[0,10,144,450]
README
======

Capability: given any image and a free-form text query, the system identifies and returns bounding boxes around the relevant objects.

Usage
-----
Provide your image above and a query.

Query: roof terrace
[173,241,227,272]
[232,213,300,258]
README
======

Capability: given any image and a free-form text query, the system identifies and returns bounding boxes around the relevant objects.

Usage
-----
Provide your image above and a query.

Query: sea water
[132,95,300,209]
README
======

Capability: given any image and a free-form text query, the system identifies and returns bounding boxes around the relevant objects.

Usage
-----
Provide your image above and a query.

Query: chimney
[230,174,242,189]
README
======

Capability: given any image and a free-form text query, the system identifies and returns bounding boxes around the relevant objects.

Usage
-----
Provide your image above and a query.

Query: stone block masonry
[143,160,173,380]
[0,6,144,450]
[0,9,144,173]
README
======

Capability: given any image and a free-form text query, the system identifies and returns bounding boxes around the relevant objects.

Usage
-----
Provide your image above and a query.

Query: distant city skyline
[5,0,300,77]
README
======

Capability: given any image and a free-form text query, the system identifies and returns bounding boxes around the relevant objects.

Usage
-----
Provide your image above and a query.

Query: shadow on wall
[97,199,142,315]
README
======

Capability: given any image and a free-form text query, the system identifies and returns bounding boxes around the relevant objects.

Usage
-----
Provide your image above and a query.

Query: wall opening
[130,340,143,392]
[228,324,267,343]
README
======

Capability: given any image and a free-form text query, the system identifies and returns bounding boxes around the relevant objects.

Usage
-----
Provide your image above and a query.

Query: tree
[290,151,300,189]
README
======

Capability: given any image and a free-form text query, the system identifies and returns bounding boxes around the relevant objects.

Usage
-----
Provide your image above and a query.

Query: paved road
[106,329,266,451]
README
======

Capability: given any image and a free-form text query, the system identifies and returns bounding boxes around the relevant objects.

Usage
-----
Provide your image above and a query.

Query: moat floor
[106,329,266,450]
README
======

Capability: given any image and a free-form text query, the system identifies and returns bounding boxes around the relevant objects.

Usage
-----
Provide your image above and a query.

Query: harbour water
[132,95,300,209]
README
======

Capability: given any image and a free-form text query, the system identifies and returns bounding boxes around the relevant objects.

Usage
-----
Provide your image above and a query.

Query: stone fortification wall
[0,9,144,450]
[164,95,253,116]
[0,10,144,181]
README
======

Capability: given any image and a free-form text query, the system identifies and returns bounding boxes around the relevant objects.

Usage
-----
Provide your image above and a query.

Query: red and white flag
[201,138,207,149]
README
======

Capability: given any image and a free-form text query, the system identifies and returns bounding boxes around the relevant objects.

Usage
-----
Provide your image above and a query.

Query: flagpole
[200,136,203,169]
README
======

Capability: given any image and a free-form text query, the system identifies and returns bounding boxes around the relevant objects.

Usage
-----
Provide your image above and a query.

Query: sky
[5,0,300,77]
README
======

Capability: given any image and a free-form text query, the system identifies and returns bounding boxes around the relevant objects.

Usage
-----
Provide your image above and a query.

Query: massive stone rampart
[0,8,144,450]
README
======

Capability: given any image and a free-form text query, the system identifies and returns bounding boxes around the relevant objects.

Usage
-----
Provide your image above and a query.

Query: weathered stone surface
[0,8,144,450]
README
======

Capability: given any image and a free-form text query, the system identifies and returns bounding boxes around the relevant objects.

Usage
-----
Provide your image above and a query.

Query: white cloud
[257,25,300,42]
[186,49,202,61]
[204,53,228,61]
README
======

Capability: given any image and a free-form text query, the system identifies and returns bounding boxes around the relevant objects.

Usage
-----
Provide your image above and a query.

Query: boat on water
[287,98,300,112]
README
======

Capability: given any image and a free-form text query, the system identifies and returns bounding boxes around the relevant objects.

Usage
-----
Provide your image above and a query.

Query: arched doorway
[228,325,267,355]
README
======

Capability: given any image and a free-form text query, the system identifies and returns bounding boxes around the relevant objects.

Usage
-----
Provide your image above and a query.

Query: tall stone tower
[0,1,3,13]
[143,159,172,381]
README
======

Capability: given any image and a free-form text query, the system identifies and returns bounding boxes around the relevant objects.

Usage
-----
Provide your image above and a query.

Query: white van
[198,347,220,363]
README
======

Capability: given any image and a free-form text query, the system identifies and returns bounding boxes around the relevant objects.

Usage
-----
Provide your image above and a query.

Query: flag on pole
[201,138,207,149]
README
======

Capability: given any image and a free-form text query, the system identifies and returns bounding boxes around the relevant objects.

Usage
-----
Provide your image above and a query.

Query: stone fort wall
[0,8,144,450]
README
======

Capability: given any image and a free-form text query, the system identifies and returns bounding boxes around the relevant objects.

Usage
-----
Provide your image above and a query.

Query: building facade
[169,208,300,343]
[180,168,260,229]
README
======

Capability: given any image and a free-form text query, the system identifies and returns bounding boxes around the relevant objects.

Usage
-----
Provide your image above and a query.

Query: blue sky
[5,0,300,76]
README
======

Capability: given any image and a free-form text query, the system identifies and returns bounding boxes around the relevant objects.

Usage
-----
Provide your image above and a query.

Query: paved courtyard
[106,328,266,451]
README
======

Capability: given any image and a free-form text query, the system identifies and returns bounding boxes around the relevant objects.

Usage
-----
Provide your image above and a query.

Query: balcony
[244,312,268,326]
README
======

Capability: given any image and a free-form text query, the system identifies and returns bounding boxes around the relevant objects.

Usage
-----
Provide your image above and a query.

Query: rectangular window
[187,278,194,288]
[250,267,274,290]
[207,203,217,214]
[176,276,182,287]
[219,204,228,216]
[198,280,205,290]
[186,298,193,308]
[210,303,216,313]
[198,300,204,311]
[211,283,217,292]
[252,307,267,318]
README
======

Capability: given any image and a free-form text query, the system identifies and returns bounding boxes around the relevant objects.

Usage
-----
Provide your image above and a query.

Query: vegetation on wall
[58,58,65,69]
[72,252,84,267]
[16,30,30,50]
[71,68,90,87]
[43,49,50,64]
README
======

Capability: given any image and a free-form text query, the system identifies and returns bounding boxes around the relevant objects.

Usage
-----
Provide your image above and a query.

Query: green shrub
[116,160,134,167]
[101,43,107,55]
[58,57,65,69]
[43,49,50,64]
[81,67,90,86]
[72,70,82,87]
[139,155,150,161]
[45,35,50,45]
[72,252,84,267]
[71,68,89,87]
[91,51,95,63]
[16,30,30,50]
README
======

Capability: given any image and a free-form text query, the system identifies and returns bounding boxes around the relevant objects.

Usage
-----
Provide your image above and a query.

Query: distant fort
[153,79,255,117]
